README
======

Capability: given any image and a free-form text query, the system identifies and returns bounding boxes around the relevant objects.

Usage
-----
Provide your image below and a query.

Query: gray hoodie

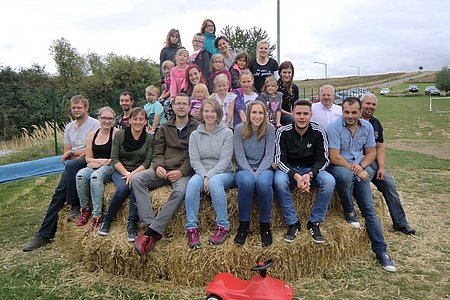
[188,122,234,179]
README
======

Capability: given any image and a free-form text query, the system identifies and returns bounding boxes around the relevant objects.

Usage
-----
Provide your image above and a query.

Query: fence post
[51,86,58,155]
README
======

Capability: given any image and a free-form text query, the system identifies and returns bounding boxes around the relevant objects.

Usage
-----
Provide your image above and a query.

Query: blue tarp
[0,156,65,183]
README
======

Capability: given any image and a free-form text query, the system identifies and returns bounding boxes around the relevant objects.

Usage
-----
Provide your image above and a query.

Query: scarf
[122,126,146,152]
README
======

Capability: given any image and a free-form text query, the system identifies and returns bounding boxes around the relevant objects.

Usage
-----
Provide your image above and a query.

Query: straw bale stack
[56,183,386,287]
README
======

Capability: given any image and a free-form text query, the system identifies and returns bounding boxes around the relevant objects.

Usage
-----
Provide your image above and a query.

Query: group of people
[22,19,416,274]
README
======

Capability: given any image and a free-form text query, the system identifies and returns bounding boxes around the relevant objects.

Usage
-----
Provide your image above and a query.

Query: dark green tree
[220,25,276,60]
[49,37,85,83]
[435,65,450,92]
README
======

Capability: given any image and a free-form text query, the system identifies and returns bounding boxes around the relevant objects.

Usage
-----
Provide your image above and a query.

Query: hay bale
[56,183,386,287]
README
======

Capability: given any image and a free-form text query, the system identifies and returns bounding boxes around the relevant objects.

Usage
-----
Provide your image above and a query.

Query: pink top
[170,65,188,97]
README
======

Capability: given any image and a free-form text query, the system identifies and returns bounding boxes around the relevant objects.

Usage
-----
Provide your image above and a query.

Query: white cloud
[1,0,449,78]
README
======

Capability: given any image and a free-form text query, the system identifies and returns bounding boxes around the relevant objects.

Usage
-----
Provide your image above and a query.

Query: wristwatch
[70,149,75,157]
[308,171,314,178]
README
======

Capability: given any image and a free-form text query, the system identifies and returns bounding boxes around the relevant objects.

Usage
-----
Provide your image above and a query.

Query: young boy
[144,85,167,135]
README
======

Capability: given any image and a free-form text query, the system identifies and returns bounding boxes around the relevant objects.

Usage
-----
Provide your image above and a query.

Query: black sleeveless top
[92,128,113,159]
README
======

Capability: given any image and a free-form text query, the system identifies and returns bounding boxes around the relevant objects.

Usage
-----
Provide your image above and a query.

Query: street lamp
[349,65,360,76]
[314,61,328,79]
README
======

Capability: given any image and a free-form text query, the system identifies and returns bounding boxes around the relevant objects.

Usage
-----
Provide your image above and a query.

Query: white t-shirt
[64,117,100,150]
[311,102,342,129]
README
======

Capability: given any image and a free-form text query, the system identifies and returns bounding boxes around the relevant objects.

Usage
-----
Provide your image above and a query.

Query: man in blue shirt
[326,97,396,272]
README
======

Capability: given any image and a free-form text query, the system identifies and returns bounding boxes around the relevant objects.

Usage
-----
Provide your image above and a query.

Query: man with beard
[24,95,100,251]
[274,100,335,244]
[360,92,415,235]
[326,97,397,272]
[115,91,134,129]
[133,93,198,255]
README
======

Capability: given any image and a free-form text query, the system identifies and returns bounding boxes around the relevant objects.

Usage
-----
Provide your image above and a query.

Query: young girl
[233,69,260,128]
[211,74,236,128]
[200,19,218,55]
[277,61,299,125]
[169,48,189,98]
[260,76,282,128]
[190,83,210,121]
[229,51,249,89]
[159,29,182,82]
[160,60,175,119]
[208,54,232,93]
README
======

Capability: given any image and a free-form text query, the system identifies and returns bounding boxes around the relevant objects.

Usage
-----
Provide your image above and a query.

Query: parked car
[380,88,390,95]
[425,86,440,96]
[408,85,419,93]
[446,91,450,97]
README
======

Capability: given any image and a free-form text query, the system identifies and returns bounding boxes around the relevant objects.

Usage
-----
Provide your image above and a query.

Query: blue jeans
[327,165,387,255]
[76,165,114,217]
[235,170,274,223]
[185,172,235,229]
[274,167,335,225]
[366,161,408,229]
[38,158,86,239]
[103,171,138,227]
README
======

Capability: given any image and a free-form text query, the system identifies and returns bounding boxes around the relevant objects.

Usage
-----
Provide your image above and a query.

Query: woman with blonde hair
[233,101,276,247]
[249,40,279,92]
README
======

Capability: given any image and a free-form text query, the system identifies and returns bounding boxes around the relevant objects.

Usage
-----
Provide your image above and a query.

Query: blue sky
[1,0,449,79]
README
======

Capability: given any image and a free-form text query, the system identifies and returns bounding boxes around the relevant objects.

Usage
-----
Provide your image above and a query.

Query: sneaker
[187,228,200,249]
[75,208,91,226]
[307,222,325,244]
[208,225,230,246]
[260,222,272,248]
[344,211,361,229]
[284,221,301,243]
[127,225,137,242]
[85,216,102,236]
[395,223,416,235]
[23,235,51,252]
[234,221,249,246]
[376,252,397,272]
[98,222,110,236]
[67,205,80,222]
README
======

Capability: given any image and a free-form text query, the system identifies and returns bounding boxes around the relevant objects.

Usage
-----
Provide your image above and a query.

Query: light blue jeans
[185,172,235,229]
[76,165,114,216]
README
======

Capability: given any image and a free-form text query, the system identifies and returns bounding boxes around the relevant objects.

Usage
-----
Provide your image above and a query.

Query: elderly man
[311,84,342,129]
[23,95,100,251]
[133,93,198,255]
[360,92,415,235]
[326,97,397,272]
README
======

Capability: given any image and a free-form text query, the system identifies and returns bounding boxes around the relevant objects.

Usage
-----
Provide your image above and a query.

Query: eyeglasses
[100,117,114,121]
[213,61,224,64]
[171,35,179,38]
[193,39,204,44]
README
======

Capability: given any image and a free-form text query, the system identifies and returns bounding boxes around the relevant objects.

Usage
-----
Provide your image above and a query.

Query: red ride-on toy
[205,259,293,300]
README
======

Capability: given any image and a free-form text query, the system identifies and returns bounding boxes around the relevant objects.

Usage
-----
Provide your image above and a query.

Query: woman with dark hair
[277,61,299,125]
[98,107,154,242]
[184,99,234,249]
[182,64,208,96]
[249,40,279,92]
[159,29,182,81]
[200,19,218,55]
[233,101,276,247]
[215,36,236,70]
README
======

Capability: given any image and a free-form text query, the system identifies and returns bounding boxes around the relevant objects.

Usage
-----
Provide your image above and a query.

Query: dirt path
[387,139,450,160]
[368,71,434,89]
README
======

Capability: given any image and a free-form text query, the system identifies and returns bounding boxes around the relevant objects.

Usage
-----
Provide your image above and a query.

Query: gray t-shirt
[63,117,100,150]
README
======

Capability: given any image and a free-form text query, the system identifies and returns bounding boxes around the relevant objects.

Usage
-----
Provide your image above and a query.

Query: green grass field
[1,92,449,299]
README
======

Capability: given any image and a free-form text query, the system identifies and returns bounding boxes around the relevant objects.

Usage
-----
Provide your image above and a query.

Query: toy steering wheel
[250,259,272,278]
